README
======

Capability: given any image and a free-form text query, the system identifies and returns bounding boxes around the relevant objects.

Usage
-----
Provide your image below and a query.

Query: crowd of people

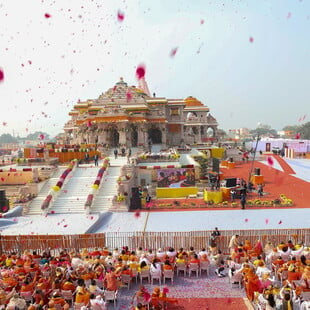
[0,235,308,310]
[226,234,310,309]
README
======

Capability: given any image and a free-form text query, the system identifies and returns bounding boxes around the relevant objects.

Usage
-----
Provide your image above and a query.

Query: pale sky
[0,0,309,137]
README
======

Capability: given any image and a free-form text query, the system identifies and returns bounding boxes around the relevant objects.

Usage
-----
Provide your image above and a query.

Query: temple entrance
[109,128,119,147]
[148,128,162,144]
[206,127,215,137]
[131,126,138,147]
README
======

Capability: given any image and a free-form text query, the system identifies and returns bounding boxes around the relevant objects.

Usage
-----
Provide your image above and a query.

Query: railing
[1,229,308,255]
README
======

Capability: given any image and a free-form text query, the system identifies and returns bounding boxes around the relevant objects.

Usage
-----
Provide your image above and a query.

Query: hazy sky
[0,0,309,137]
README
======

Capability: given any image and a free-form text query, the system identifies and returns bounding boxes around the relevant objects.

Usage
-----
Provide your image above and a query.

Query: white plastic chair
[104,290,118,308]
[200,261,210,276]
[61,290,74,305]
[188,263,200,277]
[176,262,187,276]
[163,269,174,284]
[120,274,131,289]
[139,269,150,284]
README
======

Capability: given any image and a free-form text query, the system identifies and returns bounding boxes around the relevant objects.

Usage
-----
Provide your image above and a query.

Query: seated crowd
[0,238,308,310]
[226,236,310,309]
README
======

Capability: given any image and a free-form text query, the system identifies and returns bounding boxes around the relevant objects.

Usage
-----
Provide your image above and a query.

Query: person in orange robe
[245,271,260,301]
[62,278,76,292]
[103,268,121,291]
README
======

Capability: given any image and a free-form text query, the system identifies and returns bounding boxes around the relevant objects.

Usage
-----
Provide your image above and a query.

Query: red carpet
[168,297,249,310]
[221,160,310,209]
[271,155,295,174]
[146,158,310,211]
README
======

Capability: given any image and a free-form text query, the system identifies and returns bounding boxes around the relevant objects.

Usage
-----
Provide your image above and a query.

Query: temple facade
[63,78,218,147]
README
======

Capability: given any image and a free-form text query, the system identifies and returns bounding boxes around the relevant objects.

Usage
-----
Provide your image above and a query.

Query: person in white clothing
[156,248,166,261]
[90,294,107,310]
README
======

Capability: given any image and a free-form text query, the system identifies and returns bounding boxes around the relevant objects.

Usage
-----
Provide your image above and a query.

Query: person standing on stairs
[114,148,118,159]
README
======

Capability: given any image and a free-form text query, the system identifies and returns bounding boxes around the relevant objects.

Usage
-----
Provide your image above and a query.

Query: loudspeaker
[212,158,220,173]
[254,168,260,176]
[0,199,9,213]
[0,190,6,200]
[130,197,141,210]
[225,178,237,188]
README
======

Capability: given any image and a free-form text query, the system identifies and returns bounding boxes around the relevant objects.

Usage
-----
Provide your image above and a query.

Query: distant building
[63,78,219,147]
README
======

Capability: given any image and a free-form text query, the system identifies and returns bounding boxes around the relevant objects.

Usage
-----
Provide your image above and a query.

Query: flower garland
[84,157,110,210]
[41,159,78,211]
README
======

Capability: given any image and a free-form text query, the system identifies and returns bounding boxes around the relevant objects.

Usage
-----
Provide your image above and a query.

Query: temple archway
[131,125,138,147]
[206,127,215,137]
[148,127,162,144]
[109,128,119,147]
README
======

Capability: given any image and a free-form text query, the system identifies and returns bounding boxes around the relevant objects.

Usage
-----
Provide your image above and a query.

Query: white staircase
[27,167,67,215]
[49,166,98,214]
[91,155,128,213]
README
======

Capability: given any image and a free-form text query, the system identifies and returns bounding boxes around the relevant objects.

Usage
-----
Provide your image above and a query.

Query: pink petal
[136,64,146,80]
[0,68,4,82]
[50,210,55,214]
[249,36,254,43]
[244,218,249,222]
[170,47,178,57]
[134,211,140,218]
[126,90,132,101]
[267,156,274,166]
[287,12,292,19]
[87,120,92,127]
[265,218,269,224]
[200,19,205,24]
[44,13,51,19]
[2,122,7,126]
[63,224,68,227]
[117,10,125,22]
[90,216,94,220]
[278,220,282,224]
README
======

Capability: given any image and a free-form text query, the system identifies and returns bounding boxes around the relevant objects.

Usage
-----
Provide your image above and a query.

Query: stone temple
[63,77,219,148]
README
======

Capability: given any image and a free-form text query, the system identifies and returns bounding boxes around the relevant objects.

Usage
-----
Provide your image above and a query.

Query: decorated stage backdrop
[157,168,195,188]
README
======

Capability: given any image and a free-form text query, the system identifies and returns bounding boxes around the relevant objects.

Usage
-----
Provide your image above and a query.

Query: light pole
[248,135,260,185]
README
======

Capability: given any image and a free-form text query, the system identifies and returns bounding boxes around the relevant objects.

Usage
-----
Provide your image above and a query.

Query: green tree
[0,133,18,144]
[299,122,310,139]
[250,125,278,138]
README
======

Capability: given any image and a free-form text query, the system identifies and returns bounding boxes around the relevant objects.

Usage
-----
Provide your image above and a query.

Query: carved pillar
[119,129,126,145]
[162,126,167,145]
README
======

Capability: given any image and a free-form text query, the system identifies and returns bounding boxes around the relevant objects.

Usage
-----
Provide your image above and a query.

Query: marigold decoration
[52,186,60,192]
[91,184,99,190]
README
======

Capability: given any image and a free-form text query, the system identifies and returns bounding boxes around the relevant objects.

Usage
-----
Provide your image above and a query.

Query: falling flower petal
[134,211,140,218]
[117,10,125,22]
[287,12,292,19]
[278,220,282,224]
[244,218,249,222]
[87,120,92,127]
[136,64,146,80]
[0,68,4,82]
[265,218,269,224]
[267,156,274,166]
[126,90,132,101]
[64,224,68,227]
[44,13,51,18]
[2,122,7,126]
[50,210,55,214]
[249,36,254,43]
[170,47,178,57]
[200,19,205,24]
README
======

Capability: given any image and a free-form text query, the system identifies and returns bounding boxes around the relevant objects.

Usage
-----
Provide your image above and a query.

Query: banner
[157,168,195,188]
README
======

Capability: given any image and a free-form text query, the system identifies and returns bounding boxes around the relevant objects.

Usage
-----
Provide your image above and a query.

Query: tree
[0,133,18,144]
[25,131,50,141]
[250,125,278,138]
[299,122,310,139]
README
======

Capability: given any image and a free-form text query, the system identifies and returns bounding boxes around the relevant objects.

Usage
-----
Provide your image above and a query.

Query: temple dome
[184,96,204,107]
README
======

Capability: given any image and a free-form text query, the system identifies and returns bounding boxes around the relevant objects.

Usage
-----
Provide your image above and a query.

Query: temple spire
[138,77,151,97]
